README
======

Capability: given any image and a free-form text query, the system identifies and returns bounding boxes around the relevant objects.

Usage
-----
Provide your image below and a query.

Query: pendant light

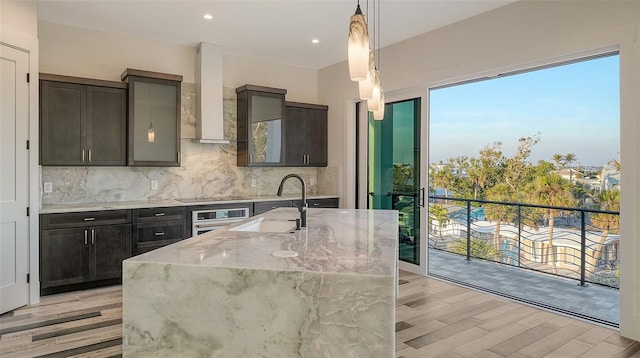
[358,49,375,100]
[373,86,385,120]
[348,1,369,82]
[147,84,155,143]
[367,69,380,111]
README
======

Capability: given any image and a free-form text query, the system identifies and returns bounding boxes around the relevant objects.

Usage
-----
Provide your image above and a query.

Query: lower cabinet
[132,206,187,255]
[253,198,339,215]
[40,210,131,295]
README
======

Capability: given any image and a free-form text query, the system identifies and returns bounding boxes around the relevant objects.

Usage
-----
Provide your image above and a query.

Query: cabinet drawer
[132,240,181,256]
[41,210,131,230]
[134,220,186,245]
[308,198,339,208]
[253,200,301,215]
[134,206,185,222]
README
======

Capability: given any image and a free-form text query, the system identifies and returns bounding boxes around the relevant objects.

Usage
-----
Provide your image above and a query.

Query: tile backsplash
[41,86,336,205]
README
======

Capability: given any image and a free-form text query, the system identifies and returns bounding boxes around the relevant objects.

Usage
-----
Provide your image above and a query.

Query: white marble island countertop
[127,207,397,276]
[123,207,398,357]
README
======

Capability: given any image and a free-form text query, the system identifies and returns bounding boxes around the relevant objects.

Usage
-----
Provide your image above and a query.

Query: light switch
[151,180,158,190]
[43,182,53,193]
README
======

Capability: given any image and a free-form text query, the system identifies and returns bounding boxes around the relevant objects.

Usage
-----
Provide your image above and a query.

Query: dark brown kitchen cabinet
[122,69,182,167]
[236,85,287,167]
[132,206,187,255]
[253,198,339,215]
[40,210,131,295]
[284,102,328,167]
[40,74,127,166]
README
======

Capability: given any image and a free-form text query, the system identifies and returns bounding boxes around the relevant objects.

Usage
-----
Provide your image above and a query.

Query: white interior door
[0,43,30,314]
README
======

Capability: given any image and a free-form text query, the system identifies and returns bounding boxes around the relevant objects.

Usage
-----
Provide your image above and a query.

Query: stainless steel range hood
[193,42,229,144]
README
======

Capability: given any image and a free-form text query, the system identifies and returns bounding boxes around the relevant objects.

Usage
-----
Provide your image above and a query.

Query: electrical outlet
[251,179,257,187]
[151,180,158,190]
[43,182,53,193]
[309,177,316,186]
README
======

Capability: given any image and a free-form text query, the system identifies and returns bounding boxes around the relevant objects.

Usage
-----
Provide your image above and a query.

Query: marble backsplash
[41,86,338,205]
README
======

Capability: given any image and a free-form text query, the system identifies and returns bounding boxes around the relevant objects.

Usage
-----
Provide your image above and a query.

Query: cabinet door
[304,108,328,167]
[40,81,86,165]
[249,92,284,165]
[92,224,131,281]
[284,106,305,166]
[40,228,88,288]
[128,77,181,166]
[86,86,127,165]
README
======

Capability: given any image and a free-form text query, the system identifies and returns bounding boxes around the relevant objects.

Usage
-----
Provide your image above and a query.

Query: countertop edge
[40,194,340,214]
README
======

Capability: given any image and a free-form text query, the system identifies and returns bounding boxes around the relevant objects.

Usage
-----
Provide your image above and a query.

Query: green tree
[503,134,541,199]
[484,183,517,248]
[449,237,500,260]
[529,173,576,273]
[552,153,565,169]
[564,153,577,182]
[587,189,620,273]
[429,204,450,239]
[431,161,456,198]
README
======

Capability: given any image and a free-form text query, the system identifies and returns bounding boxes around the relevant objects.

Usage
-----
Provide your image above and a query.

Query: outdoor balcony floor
[428,249,619,327]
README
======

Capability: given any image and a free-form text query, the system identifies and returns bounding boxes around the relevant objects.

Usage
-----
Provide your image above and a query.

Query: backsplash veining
[41,86,336,205]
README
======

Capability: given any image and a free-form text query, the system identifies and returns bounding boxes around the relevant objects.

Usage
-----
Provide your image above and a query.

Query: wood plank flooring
[0,271,637,357]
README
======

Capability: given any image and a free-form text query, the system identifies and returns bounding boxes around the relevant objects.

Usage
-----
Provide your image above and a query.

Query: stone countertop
[39,194,339,214]
[125,207,398,277]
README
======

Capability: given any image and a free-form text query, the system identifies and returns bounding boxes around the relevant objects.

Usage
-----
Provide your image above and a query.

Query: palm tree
[564,153,577,182]
[608,159,621,172]
[431,161,456,199]
[429,204,450,239]
[586,189,620,274]
[552,153,565,169]
[529,173,576,273]
[484,183,517,249]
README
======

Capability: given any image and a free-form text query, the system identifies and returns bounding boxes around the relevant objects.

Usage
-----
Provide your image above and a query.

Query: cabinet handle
[154,232,165,236]
[88,149,92,162]
[83,217,95,221]
[84,229,88,245]
[313,203,320,206]
[91,229,95,244]
[81,149,85,163]
[154,213,165,217]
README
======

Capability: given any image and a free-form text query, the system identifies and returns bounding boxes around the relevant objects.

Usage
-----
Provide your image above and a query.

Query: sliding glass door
[368,98,423,269]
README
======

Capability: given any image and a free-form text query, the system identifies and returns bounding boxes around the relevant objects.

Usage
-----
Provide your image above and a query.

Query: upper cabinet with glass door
[236,85,287,167]
[121,69,182,167]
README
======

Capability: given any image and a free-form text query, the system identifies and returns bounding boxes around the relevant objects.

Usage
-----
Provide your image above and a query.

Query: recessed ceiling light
[311,39,320,44]
[203,13,213,20]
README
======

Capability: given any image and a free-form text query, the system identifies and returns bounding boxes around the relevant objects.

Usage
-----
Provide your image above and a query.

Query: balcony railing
[428,196,620,288]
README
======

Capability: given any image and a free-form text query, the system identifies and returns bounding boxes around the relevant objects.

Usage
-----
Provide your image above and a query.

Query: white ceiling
[36,0,517,70]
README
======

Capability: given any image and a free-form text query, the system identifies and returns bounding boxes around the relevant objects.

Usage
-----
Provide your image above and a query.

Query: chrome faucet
[277,174,308,228]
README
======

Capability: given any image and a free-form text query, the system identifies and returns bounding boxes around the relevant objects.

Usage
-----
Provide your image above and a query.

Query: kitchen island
[122,207,398,357]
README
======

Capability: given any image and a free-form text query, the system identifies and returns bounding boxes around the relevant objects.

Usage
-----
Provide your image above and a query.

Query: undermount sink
[231,217,297,233]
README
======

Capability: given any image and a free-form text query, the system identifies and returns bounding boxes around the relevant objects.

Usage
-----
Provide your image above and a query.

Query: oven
[191,206,251,236]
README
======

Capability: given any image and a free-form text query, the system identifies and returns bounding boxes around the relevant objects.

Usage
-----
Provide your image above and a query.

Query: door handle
[368,192,374,196]
[84,229,88,245]
[91,229,95,244]
[420,187,426,207]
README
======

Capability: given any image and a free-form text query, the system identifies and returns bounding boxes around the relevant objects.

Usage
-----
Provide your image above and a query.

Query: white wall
[38,21,318,102]
[1,1,38,37]
[319,0,640,340]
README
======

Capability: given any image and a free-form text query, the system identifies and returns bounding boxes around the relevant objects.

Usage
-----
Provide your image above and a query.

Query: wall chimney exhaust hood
[194,42,229,144]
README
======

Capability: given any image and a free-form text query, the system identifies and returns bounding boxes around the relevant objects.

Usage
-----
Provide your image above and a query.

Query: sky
[428,54,620,167]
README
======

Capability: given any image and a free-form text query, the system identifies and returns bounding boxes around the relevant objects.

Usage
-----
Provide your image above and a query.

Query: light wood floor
[0,271,637,357]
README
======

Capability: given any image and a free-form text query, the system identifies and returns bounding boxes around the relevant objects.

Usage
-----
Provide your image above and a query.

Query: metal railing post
[580,210,587,286]
[517,205,522,268]
[466,201,471,261]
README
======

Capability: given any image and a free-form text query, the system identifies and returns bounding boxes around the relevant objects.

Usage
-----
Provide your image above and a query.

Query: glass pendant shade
[367,69,381,111]
[348,4,369,82]
[358,50,375,100]
[148,123,155,143]
[373,87,385,120]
